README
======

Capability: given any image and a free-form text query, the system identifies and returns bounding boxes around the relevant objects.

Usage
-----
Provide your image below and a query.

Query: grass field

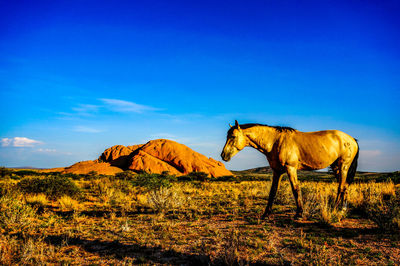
[0,168,399,265]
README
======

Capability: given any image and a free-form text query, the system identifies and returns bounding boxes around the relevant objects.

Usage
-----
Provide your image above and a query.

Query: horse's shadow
[263,212,380,239]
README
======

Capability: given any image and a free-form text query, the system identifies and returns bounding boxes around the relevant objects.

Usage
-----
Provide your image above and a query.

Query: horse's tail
[347,139,359,185]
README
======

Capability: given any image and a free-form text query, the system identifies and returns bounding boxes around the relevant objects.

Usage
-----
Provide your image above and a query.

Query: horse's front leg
[287,166,303,218]
[262,170,283,219]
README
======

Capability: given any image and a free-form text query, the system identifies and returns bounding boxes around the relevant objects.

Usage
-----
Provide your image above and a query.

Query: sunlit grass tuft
[58,196,80,211]
[25,193,48,208]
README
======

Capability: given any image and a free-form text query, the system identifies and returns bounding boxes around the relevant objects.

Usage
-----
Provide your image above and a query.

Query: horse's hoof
[261,212,271,220]
[294,213,303,220]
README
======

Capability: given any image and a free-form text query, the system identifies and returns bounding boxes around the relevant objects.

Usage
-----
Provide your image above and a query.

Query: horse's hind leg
[287,166,303,218]
[330,159,340,182]
[262,170,283,219]
[334,162,350,209]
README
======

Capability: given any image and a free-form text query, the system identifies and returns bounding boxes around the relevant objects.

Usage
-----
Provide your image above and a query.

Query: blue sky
[1,0,399,171]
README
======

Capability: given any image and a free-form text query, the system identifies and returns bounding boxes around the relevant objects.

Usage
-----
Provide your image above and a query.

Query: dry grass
[25,193,48,208]
[0,173,399,265]
[58,195,80,211]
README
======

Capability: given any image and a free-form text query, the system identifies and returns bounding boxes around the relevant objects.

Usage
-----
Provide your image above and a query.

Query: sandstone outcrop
[125,139,232,177]
[99,144,143,167]
[52,139,232,177]
[100,139,232,177]
[61,160,123,175]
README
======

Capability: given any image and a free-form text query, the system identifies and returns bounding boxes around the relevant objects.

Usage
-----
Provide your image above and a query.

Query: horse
[221,120,359,219]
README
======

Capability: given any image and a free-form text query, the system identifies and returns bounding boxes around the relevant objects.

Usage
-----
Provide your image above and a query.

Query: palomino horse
[221,120,359,219]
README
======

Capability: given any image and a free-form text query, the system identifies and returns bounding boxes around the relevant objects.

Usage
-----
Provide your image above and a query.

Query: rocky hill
[59,139,232,177]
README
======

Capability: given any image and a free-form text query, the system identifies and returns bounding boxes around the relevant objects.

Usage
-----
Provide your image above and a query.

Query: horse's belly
[298,160,332,170]
[297,152,337,170]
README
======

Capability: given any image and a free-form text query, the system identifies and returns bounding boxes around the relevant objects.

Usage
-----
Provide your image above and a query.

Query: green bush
[220,174,270,182]
[17,175,81,199]
[115,170,136,180]
[0,182,18,197]
[179,171,210,182]
[131,172,176,190]
[212,175,239,182]
[13,170,42,177]
[59,172,81,180]
[0,167,13,179]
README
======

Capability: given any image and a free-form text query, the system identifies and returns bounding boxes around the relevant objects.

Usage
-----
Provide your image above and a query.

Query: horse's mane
[228,123,296,135]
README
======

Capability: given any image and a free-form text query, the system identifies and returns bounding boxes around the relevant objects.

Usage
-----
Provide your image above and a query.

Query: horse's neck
[244,126,278,154]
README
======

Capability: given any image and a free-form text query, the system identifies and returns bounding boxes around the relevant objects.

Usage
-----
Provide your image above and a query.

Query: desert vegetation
[0,167,399,265]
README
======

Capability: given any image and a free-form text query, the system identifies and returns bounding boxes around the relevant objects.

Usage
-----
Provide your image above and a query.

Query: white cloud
[37,148,57,153]
[71,104,100,115]
[100,98,160,113]
[73,126,102,133]
[1,137,43,147]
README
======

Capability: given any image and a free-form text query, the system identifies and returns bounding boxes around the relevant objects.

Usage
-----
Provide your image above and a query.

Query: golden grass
[58,196,80,211]
[25,193,48,207]
[0,175,399,264]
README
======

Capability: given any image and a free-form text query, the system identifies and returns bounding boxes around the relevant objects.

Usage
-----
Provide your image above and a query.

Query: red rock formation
[99,144,143,167]
[51,139,232,177]
[101,139,232,177]
[61,160,123,175]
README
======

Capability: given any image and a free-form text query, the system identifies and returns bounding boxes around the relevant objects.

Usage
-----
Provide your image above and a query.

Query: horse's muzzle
[221,151,230,162]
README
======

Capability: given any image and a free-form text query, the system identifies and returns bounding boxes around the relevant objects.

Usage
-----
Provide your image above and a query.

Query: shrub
[115,170,136,180]
[179,172,209,182]
[0,167,12,179]
[13,170,41,177]
[0,195,37,232]
[85,171,101,180]
[131,172,176,190]
[60,172,81,180]
[361,189,400,231]
[212,175,238,182]
[17,175,81,199]
[89,178,133,210]
[147,186,186,212]
[0,182,18,197]
[147,187,173,212]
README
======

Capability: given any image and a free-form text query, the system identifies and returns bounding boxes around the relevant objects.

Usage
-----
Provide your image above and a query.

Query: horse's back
[287,130,357,170]
[302,130,355,144]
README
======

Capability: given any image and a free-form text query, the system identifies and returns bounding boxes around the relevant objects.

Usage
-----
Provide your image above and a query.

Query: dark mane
[228,123,296,135]
[272,125,297,132]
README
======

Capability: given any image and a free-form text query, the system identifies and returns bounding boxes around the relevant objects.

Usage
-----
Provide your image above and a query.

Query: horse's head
[221,120,247,162]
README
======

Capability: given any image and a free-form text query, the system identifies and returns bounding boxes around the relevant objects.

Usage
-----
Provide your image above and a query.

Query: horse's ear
[229,123,233,128]
[235,120,241,130]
